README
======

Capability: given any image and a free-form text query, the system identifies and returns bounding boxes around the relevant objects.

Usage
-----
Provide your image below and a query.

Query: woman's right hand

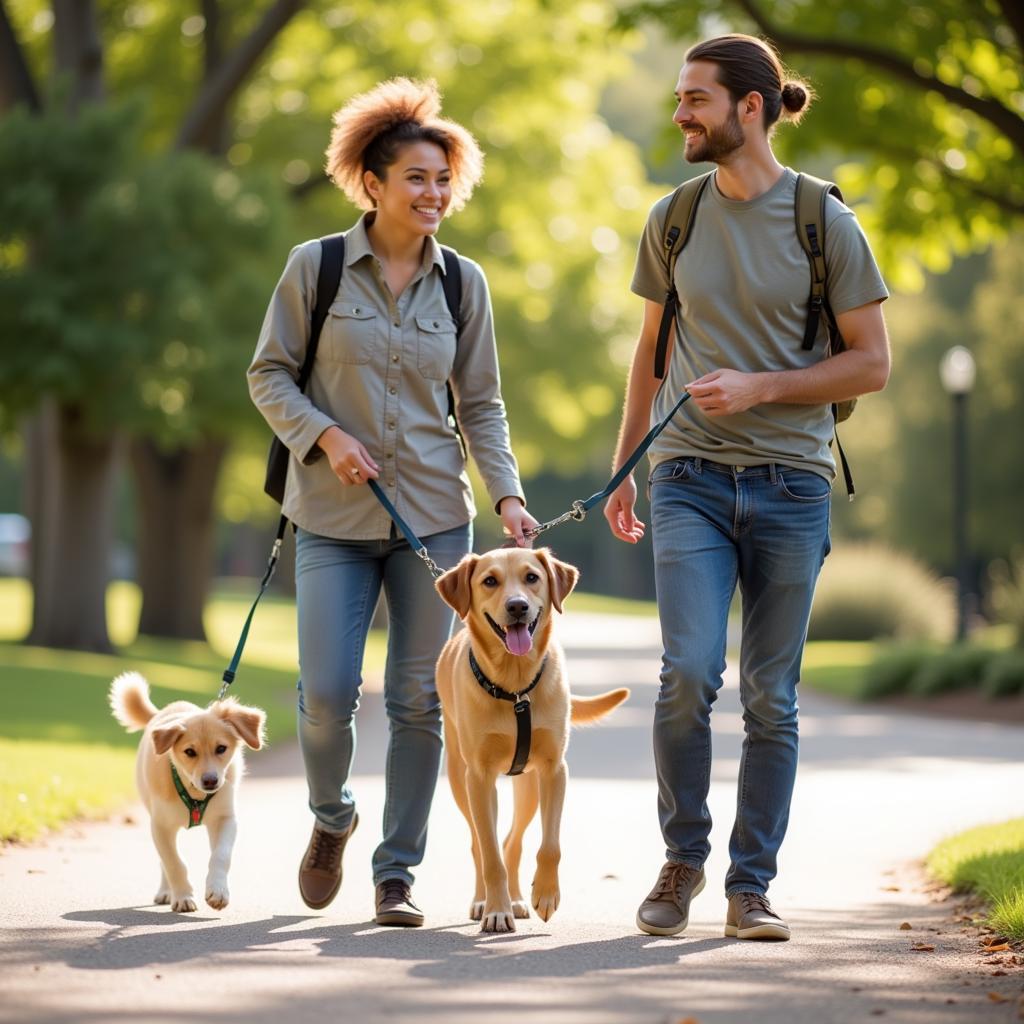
[316,426,380,487]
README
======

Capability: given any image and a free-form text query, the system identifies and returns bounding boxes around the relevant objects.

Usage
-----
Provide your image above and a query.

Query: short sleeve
[630,192,675,303]
[824,202,889,316]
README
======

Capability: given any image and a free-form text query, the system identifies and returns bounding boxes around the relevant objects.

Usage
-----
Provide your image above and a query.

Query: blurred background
[0,0,1022,659]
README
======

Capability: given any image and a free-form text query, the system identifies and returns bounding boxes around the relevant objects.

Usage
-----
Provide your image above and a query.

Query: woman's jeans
[294,523,471,886]
[649,457,831,896]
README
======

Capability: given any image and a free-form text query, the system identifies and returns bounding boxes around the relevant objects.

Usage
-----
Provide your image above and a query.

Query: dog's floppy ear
[535,548,579,614]
[435,554,479,619]
[151,720,186,755]
[216,699,267,750]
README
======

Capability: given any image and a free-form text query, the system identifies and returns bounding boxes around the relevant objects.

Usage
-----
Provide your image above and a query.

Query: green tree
[620,0,1024,291]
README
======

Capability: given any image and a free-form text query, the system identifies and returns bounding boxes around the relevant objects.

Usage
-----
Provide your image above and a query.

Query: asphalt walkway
[2,613,1023,1023]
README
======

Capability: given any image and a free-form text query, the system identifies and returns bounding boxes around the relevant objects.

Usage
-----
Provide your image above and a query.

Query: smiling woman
[246,77,540,928]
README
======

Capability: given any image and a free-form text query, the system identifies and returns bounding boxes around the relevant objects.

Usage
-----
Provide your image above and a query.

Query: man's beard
[684,107,744,164]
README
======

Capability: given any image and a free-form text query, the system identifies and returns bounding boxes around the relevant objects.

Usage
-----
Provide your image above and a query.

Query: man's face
[672,60,746,164]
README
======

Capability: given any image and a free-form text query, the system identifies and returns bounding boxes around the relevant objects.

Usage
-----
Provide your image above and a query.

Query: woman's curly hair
[325,78,484,213]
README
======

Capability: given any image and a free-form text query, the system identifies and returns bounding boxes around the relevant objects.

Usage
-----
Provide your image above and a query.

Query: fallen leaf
[899,922,913,930]
[983,943,1011,953]
[911,943,935,952]
[982,935,1010,946]
[991,970,1008,977]
[988,992,1009,1004]
[883,885,901,892]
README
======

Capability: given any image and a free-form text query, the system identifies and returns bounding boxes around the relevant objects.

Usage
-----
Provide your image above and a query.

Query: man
[604,34,890,941]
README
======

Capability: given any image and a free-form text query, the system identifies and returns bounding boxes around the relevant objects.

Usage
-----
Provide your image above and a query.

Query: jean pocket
[416,315,457,380]
[648,458,692,488]
[777,469,831,503]
[325,302,376,364]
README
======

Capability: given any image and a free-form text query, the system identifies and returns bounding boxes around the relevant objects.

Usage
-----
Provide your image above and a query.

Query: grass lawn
[928,819,1024,941]
[799,640,879,699]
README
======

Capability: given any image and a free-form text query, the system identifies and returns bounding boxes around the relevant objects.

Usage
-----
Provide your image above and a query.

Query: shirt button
[393,319,400,327]
[353,307,360,315]
[433,321,439,329]
[391,354,399,363]
[388,421,396,430]
[385,452,393,459]
[388,387,396,395]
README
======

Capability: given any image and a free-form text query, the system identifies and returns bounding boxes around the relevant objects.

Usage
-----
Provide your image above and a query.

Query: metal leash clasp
[417,546,445,579]
[523,499,587,541]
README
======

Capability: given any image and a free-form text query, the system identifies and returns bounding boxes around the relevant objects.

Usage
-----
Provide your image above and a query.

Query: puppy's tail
[109,671,158,732]
[570,687,630,725]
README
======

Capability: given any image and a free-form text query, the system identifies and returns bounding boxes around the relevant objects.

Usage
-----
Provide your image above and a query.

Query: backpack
[654,170,856,495]
[263,233,463,504]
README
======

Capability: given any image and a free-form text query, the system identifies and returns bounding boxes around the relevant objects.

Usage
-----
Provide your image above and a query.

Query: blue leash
[220,390,692,694]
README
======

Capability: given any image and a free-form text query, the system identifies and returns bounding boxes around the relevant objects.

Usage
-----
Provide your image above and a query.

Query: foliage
[0,97,286,441]
[807,542,955,643]
[928,818,1024,941]
[859,643,940,699]
[981,649,1024,698]
[618,0,1024,291]
[908,643,991,695]
[988,550,1024,647]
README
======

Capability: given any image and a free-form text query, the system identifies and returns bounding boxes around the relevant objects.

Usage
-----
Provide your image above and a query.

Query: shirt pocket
[415,315,457,380]
[323,302,376,364]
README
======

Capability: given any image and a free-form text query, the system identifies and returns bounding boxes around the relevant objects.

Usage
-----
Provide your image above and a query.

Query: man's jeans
[294,523,471,886]
[649,457,831,896]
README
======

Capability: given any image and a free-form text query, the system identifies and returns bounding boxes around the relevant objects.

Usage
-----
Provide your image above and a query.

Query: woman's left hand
[498,497,540,547]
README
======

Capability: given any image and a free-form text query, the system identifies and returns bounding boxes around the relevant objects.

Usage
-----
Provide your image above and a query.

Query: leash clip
[569,500,587,522]
[417,546,445,579]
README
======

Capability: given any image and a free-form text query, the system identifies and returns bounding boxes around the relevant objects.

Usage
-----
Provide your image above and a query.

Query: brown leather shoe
[298,814,358,910]
[636,861,706,936]
[725,891,790,940]
[374,878,424,927]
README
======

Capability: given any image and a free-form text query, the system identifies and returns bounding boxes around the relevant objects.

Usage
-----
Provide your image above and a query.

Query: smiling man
[603,35,891,941]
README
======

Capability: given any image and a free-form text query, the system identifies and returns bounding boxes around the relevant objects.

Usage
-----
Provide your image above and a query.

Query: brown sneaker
[375,878,424,927]
[725,892,790,940]
[298,814,358,910]
[636,861,706,936]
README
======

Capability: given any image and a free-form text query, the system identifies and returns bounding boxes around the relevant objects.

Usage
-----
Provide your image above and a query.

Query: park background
[0,0,1022,886]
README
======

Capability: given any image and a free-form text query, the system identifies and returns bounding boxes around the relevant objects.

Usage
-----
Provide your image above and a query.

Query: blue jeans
[648,457,831,896]
[294,523,471,885]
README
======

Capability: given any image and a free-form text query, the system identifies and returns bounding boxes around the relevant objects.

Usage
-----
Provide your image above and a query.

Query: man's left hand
[686,369,767,416]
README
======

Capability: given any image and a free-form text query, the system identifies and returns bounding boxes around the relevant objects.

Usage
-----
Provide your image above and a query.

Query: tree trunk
[130,438,228,641]
[27,402,119,652]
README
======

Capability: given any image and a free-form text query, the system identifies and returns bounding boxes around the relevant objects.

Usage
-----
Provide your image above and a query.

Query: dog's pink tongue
[505,623,533,656]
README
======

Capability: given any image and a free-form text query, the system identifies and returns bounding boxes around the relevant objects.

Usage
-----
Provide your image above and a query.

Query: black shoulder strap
[440,246,465,439]
[654,171,713,378]
[794,173,843,352]
[296,233,346,392]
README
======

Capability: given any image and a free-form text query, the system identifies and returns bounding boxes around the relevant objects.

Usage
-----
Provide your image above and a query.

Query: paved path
[3,613,1023,1023]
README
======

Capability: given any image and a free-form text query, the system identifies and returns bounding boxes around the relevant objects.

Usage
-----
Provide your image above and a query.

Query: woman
[248,78,537,927]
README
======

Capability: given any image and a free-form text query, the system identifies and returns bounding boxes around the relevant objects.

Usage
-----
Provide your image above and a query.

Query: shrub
[981,650,1024,698]
[808,543,955,643]
[909,645,993,695]
[861,644,937,699]
[988,550,1024,648]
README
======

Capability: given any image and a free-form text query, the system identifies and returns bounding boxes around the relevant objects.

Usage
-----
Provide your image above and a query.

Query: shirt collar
[346,211,446,274]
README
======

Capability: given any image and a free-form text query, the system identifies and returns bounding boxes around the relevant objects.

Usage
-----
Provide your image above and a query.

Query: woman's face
[364,141,452,236]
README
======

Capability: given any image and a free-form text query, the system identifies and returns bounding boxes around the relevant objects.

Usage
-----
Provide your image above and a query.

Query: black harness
[468,649,548,776]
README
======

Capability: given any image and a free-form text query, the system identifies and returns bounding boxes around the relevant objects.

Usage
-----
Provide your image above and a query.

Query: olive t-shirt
[631,168,888,480]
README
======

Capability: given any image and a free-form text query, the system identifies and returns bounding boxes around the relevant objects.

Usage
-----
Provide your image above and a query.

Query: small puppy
[435,547,629,932]
[109,672,266,912]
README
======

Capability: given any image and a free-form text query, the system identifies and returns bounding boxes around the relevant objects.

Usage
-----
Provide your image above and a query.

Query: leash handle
[524,390,692,540]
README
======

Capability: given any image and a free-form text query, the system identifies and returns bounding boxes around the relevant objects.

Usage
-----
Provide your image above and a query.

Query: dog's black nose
[201,773,219,790]
[505,596,529,620]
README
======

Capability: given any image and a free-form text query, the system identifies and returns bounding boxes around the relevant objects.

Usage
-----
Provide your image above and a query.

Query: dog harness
[468,649,548,776]
[170,763,214,828]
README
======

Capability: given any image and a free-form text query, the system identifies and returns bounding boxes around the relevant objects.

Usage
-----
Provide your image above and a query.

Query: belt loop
[769,463,778,484]
[693,457,702,474]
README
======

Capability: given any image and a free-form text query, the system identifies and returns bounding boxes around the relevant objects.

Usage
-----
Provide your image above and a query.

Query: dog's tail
[109,671,158,732]
[570,687,630,725]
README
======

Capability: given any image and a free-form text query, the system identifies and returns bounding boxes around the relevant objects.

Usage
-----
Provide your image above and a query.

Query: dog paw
[511,900,531,919]
[469,900,484,921]
[154,890,171,905]
[171,894,197,913]
[205,885,230,910]
[532,888,560,922]
[480,909,516,933]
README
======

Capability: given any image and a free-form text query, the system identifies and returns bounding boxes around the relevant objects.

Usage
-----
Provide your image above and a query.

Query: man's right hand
[316,426,380,487]
[603,475,646,544]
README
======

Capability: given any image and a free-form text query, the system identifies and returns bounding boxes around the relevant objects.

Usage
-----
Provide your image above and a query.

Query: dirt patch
[878,689,1024,726]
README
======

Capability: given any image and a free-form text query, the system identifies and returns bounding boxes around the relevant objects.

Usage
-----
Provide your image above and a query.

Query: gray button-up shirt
[248,214,525,540]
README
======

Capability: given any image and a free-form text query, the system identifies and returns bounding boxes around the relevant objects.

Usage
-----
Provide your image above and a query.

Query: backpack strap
[439,246,465,443]
[794,173,843,352]
[654,171,714,378]
[296,233,346,391]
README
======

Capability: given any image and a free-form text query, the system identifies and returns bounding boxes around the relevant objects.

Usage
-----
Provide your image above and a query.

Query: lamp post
[939,346,976,643]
